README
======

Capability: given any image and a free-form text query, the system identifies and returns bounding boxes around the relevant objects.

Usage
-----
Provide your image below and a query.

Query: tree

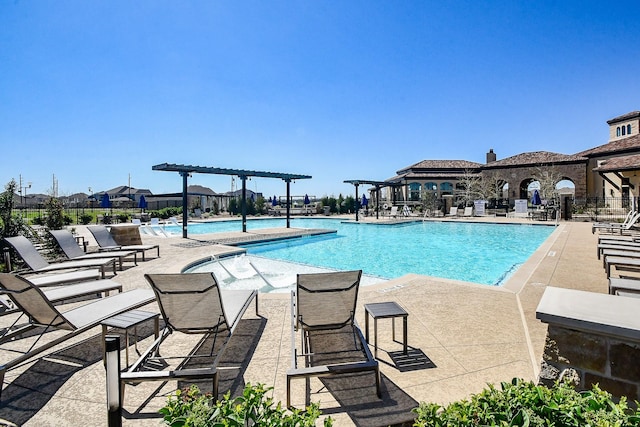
[533,165,563,204]
[0,179,32,238]
[479,170,507,204]
[456,169,483,206]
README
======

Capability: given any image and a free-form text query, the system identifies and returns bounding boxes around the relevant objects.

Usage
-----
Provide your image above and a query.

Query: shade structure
[361,194,368,207]
[304,194,310,205]
[138,194,147,209]
[532,189,541,205]
[101,193,111,208]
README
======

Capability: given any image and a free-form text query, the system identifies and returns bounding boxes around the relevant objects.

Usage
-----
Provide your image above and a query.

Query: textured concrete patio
[0,217,608,426]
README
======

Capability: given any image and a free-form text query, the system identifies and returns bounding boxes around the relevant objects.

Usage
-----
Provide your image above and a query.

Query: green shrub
[160,383,332,427]
[413,378,640,427]
[80,213,93,225]
[117,213,129,223]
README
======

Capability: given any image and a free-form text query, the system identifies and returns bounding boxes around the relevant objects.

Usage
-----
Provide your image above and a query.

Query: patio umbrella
[100,193,111,209]
[304,194,310,205]
[531,189,541,206]
[272,196,278,206]
[138,194,147,212]
[361,194,368,207]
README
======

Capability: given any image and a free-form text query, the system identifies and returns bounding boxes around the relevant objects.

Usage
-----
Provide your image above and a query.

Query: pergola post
[180,171,189,238]
[285,179,291,228]
[241,176,247,232]
[354,184,360,222]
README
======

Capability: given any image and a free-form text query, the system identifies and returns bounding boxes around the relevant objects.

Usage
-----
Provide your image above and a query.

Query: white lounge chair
[462,206,474,217]
[592,211,640,234]
[446,207,458,217]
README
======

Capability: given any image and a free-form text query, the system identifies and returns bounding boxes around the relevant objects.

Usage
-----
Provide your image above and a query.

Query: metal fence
[11,196,640,224]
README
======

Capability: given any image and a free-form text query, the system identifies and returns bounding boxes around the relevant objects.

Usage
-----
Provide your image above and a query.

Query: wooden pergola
[152,163,312,238]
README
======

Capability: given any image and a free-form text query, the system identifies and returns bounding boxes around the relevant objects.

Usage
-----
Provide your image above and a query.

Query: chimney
[486,148,496,164]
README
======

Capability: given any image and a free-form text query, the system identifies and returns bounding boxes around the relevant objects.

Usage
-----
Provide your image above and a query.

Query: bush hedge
[413,378,640,427]
[160,383,332,427]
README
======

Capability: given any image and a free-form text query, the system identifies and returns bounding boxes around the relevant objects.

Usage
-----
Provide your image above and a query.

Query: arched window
[622,126,626,136]
[440,182,453,195]
[617,127,621,137]
[628,124,632,135]
[424,182,438,192]
[408,182,421,201]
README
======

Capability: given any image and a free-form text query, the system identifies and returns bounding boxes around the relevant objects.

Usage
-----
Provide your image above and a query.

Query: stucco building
[383,111,640,208]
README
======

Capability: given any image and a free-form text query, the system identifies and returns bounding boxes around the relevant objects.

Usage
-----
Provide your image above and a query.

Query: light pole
[21,183,31,206]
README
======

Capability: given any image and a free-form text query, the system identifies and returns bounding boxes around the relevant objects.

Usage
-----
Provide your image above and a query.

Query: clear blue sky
[2,1,640,199]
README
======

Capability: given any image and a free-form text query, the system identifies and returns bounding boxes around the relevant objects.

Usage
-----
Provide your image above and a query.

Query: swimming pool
[178,218,555,286]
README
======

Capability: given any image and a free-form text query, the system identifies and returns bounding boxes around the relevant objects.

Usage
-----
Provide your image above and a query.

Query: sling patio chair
[49,229,138,270]
[119,272,258,403]
[3,235,117,279]
[24,269,102,287]
[0,273,123,315]
[0,273,155,399]
[87,225,160,261]
[286,270,380,409]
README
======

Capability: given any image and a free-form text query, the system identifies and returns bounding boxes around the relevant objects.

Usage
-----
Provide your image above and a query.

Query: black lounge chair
[287,270,380,408]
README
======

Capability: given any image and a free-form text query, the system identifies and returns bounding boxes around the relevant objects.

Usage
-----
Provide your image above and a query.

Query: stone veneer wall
[109,224,143,245]
[536,286,640,402]
[539,324,640,401]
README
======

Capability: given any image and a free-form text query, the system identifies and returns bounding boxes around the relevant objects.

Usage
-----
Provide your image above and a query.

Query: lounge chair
[462,206,473,217]
[286,270,380,408]
[87,225,160,261]
[402,205,414,217]
[215,254,260,280]
[388,206,399,218]
[608,277,640,296]
[148,218,170,237]
[49,229,137,270]
[119,272,258,402]
[0,273,155,399]
[0,273,123,315]
[3,235,117,279]
[592,211,640,234]
[604,255,640,278]
[597,242,640,260]
[446,207,458,217]
[26,269,102,287]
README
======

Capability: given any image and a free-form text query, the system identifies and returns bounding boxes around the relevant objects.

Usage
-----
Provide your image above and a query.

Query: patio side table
[364,301,408,358]
[101,309,160,368]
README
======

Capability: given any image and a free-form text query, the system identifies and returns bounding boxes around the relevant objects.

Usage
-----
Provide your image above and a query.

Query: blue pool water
[174,218,555,286]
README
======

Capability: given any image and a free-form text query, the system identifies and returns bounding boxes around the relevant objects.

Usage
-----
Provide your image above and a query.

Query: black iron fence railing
[10,196,640,224]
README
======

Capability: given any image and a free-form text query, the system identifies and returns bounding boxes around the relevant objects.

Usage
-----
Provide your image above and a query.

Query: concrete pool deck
[0,217,609,426]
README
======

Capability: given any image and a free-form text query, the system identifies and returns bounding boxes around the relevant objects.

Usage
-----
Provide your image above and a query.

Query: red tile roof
[483,151,585,168]
[593,154,640,172]
[576,133,640,157]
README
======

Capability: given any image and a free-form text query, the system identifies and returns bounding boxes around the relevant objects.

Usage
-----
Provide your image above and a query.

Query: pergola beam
[153,163,312,237]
